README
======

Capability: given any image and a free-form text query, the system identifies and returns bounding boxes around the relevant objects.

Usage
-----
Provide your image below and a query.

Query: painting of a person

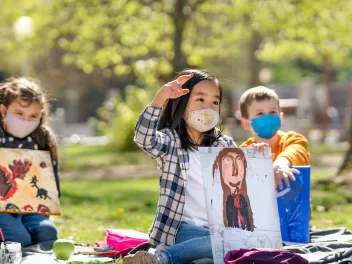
[212,148,254,231]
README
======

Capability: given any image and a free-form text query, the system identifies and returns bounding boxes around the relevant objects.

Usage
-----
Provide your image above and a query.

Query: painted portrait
[212,148,254,231]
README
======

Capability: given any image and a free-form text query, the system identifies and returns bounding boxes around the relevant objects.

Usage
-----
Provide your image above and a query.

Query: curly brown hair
[0,77,57,161]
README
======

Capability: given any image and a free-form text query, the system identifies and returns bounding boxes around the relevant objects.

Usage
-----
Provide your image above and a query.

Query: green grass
[53,178,159,244]
[311,204,352,230]
[308,142,349,155]
[59,145,152,171]
[59,142,349,172]
[311,170,331,182]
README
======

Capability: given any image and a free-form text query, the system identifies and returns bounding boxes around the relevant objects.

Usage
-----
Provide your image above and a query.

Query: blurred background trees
[1,0,351,177]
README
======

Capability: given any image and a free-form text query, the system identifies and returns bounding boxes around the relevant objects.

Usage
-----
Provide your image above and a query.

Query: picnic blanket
[191,228,352,264]
[285,228,352,264]
[22,254,114,263]
[22,245,114,264]
[20,228,352,264]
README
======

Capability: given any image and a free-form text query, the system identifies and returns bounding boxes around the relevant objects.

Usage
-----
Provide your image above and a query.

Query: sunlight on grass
[311,204,352,230]
[309,142,349,155]
[53,178,159,245]
[311,171,331,182]
[59,145,152,171]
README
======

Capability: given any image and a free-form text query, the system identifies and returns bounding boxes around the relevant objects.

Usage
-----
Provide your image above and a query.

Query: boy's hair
[158,69,223,151]
[0,78,58,161]
[239,86,280,119]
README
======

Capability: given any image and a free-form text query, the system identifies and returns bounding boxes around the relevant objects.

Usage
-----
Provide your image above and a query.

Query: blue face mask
[250,114,281,139]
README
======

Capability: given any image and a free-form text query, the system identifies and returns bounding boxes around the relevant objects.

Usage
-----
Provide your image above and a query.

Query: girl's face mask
[186,108,220,132]
[4,111,40,138]
[250,114,281,139]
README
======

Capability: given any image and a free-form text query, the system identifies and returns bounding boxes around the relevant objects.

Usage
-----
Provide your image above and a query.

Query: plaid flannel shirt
[134,104,236,246]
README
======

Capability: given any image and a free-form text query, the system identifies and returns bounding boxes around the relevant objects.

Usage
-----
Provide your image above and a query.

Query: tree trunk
[337,120,352,175]
[248,32,263,87]
[171,0,188,76]
[322,55,332,139]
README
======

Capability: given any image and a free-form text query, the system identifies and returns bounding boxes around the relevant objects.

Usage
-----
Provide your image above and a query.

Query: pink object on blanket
[224,248,308,264]
[95,242,131,258]
[106,229,149,252]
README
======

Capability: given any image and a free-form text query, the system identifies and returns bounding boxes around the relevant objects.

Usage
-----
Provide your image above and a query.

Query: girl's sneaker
[123,251,160,264]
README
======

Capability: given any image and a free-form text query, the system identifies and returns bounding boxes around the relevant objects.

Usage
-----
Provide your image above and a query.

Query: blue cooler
[276,166,311,243]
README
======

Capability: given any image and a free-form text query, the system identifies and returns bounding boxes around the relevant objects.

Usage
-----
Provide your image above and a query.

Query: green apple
[53,239,75,260]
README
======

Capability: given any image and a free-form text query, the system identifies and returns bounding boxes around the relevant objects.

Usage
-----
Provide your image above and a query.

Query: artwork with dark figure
[0,148,60,215]
[9,159,32,180]
[0,165,17,200]
[212,148,254,231]
[30,176,51,200]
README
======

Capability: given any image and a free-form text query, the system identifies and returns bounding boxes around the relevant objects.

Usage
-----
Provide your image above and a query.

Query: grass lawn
[59,145,152,171]
[54,171,352,246]
[53,178,158,244]
[59,142,349,172]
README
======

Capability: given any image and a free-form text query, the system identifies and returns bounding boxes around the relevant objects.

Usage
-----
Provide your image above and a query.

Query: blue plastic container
[276,166,311,243]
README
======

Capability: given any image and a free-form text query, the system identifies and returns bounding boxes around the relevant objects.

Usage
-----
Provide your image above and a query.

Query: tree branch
[193,0,207,10]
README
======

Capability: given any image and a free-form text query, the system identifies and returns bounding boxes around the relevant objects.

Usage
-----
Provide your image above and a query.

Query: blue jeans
[161,222,212,264]
[0,213,58,247]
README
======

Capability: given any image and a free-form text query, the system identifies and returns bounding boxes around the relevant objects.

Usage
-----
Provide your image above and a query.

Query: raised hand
[151,73,194,108]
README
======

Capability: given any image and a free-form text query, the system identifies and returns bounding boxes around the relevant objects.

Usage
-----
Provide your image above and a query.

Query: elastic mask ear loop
[184,107,191,123]
[217,115,222,127]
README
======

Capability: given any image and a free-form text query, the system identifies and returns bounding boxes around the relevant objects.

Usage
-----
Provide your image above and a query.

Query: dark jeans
[0,213,57,247]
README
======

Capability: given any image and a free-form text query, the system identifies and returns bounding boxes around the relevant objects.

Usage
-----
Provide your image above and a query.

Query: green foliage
[2,0,352,88]
[1,0,246,83]
[257,0,352,66]
[93,86,154,151]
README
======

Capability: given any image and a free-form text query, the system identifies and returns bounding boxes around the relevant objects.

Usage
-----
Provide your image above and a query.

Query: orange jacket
[240,131,310,166]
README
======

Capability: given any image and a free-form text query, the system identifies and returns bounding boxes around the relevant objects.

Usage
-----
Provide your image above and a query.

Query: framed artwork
[200,147,282,264]
[0,148,60,215]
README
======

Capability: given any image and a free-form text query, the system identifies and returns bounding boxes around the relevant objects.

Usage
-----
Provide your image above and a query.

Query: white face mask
[185,108,220,132]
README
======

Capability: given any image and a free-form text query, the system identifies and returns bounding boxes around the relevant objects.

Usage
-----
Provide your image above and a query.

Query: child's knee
[35,224,58,243]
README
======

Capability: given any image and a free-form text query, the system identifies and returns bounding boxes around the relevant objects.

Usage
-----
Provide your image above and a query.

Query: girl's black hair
[158,69,223,150]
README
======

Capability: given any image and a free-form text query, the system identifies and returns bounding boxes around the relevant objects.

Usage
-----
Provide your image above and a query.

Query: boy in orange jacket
[239,86,310,190]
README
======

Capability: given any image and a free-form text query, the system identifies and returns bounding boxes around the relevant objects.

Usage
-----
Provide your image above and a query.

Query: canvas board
[0,148,60,215]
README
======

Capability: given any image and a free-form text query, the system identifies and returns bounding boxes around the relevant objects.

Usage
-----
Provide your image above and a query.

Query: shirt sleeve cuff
[144,104,163,117]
